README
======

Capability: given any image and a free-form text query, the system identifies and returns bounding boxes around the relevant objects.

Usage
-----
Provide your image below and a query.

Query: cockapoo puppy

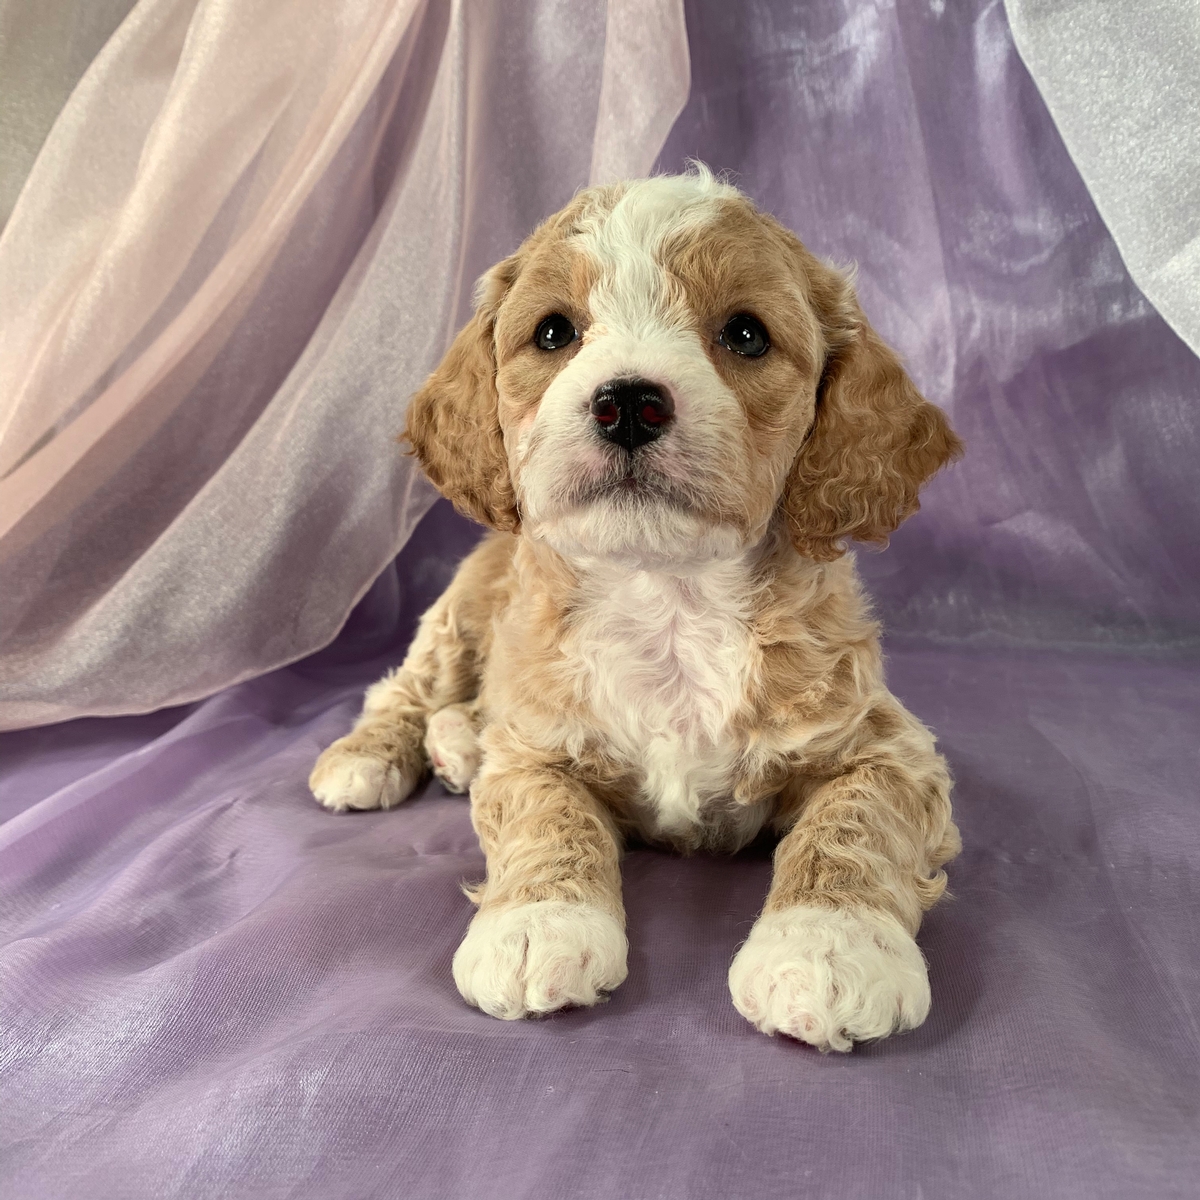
[310,168,962,1052]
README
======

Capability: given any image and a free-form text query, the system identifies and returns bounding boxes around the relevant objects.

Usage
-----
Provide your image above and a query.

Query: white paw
[452,900,628,1020]
[309,742,415,811]
[424,706,480,794]
[728,905,930,1052]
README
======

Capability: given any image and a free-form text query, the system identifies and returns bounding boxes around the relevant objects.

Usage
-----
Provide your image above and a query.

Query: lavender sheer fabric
[0,0,687,730]
[3,1,1199,1198]
[662,0,1200,653]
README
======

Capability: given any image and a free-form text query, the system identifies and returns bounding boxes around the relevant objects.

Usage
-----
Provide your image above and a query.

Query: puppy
[310,168,962,1051]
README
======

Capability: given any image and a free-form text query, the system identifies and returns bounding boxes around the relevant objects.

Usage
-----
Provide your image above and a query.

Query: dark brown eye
[719,314,769,358]
[535,313,577,351]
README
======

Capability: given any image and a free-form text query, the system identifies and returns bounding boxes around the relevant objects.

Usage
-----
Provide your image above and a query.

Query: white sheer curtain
[1006,0,1200,358]
[0,0,689,730]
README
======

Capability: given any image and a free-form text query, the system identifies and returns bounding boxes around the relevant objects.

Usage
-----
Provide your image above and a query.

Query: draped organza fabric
[1006,0,1200,359]
[0,0,688,730]
[0,0,139,231]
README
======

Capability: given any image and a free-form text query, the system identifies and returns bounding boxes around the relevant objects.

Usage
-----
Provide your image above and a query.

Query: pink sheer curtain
[0,0,690,730]
[0,0,139,231]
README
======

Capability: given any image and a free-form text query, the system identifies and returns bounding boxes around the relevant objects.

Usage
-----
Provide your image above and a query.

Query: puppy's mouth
[563,459,693,511]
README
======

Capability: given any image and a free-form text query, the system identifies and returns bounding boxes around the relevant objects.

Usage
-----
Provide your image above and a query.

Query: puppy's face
[408,172,960,568]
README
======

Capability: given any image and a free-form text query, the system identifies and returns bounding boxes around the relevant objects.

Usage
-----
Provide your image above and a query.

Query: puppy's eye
[719,314,769,358]
[534,314,577,351]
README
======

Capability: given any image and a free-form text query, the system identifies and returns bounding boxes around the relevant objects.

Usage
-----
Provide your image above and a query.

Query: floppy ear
[404,258,521,532]
[781,272,962,562]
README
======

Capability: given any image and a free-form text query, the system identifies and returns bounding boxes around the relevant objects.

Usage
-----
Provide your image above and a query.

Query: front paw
[452,900,628,1020]
[309,739,415,812]
[728,905,930,1052]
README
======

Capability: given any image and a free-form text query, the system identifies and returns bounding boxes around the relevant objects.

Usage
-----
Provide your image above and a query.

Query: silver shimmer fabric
[1006,0,1200,357]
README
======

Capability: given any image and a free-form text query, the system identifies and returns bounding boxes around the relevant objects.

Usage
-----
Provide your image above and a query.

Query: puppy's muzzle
[590,378,674,452]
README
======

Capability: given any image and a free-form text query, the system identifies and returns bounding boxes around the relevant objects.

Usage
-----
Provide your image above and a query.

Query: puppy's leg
[452,734,627,1019]
[730,704,959,1051]
[308,597,466,811]
[309,535,508,812]
[424,701,482,794]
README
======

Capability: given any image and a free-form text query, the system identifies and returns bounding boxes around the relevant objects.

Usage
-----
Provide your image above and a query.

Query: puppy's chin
[530,501,747,572]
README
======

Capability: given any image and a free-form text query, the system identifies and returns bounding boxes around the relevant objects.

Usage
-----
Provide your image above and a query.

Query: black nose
[590,379,674,451]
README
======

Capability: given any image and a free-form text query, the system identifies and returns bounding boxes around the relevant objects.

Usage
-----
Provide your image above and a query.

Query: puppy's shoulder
[753,539,873,636]
[447,530,519,627]
[465,529,518,579]
[751,545,883,717]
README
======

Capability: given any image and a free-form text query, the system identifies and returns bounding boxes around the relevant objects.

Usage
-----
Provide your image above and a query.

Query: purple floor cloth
[3,503,1199,1200]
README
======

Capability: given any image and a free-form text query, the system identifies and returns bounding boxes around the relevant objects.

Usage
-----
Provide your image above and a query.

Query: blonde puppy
[310,169,962,1051]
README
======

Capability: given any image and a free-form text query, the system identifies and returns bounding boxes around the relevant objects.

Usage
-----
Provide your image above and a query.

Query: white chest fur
[567,558,759,840]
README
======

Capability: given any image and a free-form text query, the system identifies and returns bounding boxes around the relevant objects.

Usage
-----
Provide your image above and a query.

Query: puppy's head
[406,169,961,568]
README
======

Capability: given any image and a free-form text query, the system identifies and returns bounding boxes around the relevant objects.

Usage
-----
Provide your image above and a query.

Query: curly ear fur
[404,259,522,532]
[782,272,962,561]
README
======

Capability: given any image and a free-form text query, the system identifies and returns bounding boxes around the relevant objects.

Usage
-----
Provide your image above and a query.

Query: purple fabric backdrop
[661,0,1200,651]
[3,1,1199,1198]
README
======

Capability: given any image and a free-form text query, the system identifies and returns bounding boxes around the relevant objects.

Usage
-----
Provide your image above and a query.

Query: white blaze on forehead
[572,170,740,339]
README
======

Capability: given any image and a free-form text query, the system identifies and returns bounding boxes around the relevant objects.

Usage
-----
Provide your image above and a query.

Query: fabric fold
[1005,0,1200,358]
